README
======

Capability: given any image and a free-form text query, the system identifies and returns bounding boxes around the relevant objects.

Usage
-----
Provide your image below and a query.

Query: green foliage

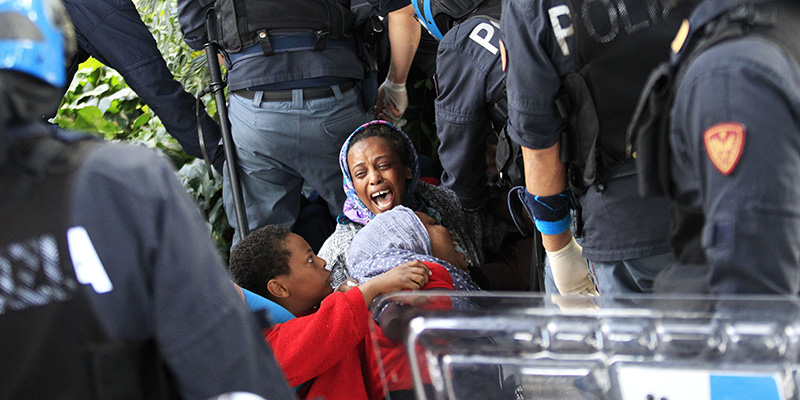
[55,0,232,258]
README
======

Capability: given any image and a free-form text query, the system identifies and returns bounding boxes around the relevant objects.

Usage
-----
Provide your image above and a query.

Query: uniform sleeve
[265,288,371,386]
[435,21,504,210]
[71,144,293,399]
[672,39,800,295]
[177,0,213,50]
[381,0,410,14]
[501,0,568,150]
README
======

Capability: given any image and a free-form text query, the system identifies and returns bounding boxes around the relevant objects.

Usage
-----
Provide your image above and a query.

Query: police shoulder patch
[703,122,746,176]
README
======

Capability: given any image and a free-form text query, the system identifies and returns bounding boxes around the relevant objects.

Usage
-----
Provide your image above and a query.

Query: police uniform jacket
[177,0,363,91]
[0,122,293,399]
[501,0,672,262]
[669,0,800,294]
[436,16,505,211]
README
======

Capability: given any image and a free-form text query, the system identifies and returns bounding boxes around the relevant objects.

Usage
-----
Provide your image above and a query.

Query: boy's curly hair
[229,225,291,299]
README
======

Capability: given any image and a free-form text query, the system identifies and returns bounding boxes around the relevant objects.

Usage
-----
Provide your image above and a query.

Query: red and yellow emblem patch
[703,122,746,176]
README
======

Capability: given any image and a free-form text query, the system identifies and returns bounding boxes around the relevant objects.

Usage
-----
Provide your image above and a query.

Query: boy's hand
[358,261,432,306]
[335,279,360,293]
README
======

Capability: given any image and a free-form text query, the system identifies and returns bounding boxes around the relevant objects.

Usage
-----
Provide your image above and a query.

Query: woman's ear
[405,166,413,179]
[267,279,289,299]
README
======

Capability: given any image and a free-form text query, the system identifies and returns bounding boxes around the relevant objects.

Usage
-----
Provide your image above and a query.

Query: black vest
[490,78,525,188]
[0,127,178,399]
[628,0,800,265]
[216,0,357,55]
[557,0,688,193]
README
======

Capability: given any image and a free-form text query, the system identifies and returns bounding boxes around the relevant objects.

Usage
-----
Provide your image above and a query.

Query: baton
[202,8,249,242]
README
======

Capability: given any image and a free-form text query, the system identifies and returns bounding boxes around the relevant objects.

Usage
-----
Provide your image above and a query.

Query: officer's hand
[546,237,598,296]
[375,78,408,122]
[550,294,600,310]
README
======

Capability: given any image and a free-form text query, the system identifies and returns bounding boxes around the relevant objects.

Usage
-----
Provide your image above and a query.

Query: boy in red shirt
[229,224,442,400]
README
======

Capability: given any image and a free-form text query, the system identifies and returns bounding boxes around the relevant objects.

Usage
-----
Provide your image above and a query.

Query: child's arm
[264,288,371,387]
[357,260,432,306]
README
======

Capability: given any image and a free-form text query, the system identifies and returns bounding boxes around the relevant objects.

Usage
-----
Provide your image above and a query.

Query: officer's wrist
[383,78,406,89]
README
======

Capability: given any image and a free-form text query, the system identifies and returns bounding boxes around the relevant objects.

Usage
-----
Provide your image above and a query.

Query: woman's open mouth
[370,189,395,212]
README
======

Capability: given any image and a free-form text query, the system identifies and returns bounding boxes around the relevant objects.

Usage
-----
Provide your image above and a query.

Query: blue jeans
[588,252,676,295]
[224,85,371,244]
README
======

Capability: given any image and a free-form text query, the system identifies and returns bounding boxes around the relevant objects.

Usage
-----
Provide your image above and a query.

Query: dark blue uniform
[435,15,533,291]
[501,0,675,294]
[1,122,293,399]
[382,0,409,13]
[668,0,800,295]
[64,0,225,172]
[178,0,372,244]
[435,16,505,211]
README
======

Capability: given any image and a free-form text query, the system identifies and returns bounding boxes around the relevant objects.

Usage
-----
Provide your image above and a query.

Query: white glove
[378,78,408,121]
[546,237,598,296]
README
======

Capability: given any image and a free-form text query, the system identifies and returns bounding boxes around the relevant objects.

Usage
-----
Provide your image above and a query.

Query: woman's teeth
[371,190,394,210]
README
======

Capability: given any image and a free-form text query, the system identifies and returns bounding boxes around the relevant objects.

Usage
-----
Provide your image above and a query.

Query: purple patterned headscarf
[339,120,421,225]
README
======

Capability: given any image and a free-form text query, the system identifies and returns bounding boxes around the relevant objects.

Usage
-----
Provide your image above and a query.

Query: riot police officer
[177,0,376,245]
[501,0,687,295]
[413,0,534,291]
[630,0,800,295]
[0,0,293,397]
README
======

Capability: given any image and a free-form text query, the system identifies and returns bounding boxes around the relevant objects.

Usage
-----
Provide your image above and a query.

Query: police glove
[546,236,598,296]
[378,78,408,122]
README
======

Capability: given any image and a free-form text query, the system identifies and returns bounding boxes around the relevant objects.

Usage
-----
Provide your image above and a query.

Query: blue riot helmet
[0,0,75,88]
[412,0,484,40]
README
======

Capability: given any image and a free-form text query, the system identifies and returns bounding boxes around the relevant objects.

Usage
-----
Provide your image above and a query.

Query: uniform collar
[674,0,779,62]
[1,121,52,166]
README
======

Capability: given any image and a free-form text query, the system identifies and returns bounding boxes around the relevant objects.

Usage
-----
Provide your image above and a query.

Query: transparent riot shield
[370,292,800,400]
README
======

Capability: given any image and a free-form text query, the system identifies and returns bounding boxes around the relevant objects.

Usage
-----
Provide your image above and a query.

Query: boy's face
[281,233,334,311]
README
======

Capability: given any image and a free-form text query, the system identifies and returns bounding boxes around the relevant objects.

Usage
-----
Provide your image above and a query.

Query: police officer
[177,0,376,244]
[0,0,294,397]
[62,0,226,173]
[501,0,687,295]
[630,0,800,295]
[412,0,534,291]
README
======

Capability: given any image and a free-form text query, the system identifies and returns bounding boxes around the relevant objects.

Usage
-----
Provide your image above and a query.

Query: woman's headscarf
[339,120,421,225]
[348,205,479,291]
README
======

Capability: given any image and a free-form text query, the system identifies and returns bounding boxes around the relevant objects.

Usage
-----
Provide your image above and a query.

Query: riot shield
[372,292,798,400]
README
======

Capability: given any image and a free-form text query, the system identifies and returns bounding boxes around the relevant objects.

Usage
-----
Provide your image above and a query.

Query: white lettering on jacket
[469,22,499,55]
[549,5,573,56]
[0,234,76,315]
